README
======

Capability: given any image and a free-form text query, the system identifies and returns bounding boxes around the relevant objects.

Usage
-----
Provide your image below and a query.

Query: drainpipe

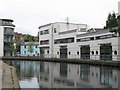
[51,24,54,58]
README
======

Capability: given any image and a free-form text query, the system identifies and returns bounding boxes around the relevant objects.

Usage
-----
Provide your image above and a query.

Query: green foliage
[25,34,35,42]
[109,26,120,36]
[52,57,58,60]
[28,44,34,55]
[10,43,20,54]
[105,12,118,29]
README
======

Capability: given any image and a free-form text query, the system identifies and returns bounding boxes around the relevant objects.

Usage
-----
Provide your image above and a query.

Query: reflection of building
[38,62,120,88]
[6,60,120,88]
[20,42,40,56]
[0,19,15,56]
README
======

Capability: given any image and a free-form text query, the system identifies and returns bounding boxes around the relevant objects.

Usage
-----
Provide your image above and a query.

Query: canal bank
[2,57,120,67]
[2,61,20,88]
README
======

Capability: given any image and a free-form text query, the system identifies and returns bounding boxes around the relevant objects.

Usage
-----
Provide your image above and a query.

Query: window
[47,50,49,54]
[40,29,49,35]
[80,28,86,32]
[77,37,94,42]
[36,51,37,54]
[44,29,49,34]
[92,51,94,55]
[69,51,71,55]
[96,34,117,40]
[40,40,49,45]
[24,45,26,48]
[96,51,98,55]
[54,28,57,33]
[114,50,117,55]
[24,51,26,54]
[40,31,43,35]
[36,45,37,48]
[54,37,74,44]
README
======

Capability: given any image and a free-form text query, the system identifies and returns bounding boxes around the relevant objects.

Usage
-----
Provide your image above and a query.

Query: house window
[36,51,37,54]
[24,45,26,48]
[36,45,37,48]
[24,51,26,54]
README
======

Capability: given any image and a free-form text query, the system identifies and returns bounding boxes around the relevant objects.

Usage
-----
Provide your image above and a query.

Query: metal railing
[36,54,120,61]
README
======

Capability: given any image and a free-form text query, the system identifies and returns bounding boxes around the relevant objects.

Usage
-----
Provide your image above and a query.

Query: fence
[38,54,120,61]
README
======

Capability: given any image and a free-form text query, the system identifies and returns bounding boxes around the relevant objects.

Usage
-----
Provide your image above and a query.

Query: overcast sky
[0,0,120,36]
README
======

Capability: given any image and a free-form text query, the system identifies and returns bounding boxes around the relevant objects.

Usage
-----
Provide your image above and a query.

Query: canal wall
[2,62,20,88]
[1,57,120,67]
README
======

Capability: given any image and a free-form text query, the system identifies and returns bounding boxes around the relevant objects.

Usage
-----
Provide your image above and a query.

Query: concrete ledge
[2,62,20,88]
[1,57,120,67]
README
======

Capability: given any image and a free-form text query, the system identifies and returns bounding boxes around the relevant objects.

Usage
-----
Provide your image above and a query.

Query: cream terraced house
[0,19,15,57]
[38,22,120,61]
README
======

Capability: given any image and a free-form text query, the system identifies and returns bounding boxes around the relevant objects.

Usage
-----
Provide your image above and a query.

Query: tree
[108,15,120,37]
[104,12,118,29]
[10,43,20,56]
[28,44,34,56]
[25,34,35,42]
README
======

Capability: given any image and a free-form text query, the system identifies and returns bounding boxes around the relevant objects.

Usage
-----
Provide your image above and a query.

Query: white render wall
[39,22,87,58]
[118,1,120,15]
[39,22,120,61]
[0,27,4,57]
[0,25,14,57]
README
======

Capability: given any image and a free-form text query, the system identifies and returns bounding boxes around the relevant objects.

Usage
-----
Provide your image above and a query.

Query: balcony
[4,28,14,35]
[2,23,15,27]
[4,31,14,35]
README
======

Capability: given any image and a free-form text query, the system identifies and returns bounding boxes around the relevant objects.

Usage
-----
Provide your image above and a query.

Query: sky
[0,0,120,36]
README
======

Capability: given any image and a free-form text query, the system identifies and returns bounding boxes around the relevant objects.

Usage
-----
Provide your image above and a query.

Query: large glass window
[40,40,49,45]
[40,29,49,35]
[77,37,94,42]
[96,34,117,40]
[54,37,74,44]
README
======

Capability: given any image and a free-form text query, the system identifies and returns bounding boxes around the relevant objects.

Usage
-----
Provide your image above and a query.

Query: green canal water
[4,60,120,88]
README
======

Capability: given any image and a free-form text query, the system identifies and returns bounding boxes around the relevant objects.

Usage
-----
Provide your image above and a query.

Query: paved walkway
[2,62,20,88]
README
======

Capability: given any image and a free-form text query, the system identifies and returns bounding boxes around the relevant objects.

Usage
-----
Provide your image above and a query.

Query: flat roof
[38,22,87,29]
[0,19,14,22]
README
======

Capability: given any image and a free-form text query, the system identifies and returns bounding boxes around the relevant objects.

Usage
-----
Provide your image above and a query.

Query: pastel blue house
[20,42,40,56]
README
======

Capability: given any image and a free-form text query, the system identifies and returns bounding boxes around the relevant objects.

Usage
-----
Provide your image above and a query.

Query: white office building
[0,19,15,57]
[38,22,120,61]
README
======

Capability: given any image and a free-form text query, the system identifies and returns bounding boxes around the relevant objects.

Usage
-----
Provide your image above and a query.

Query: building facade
[20,42,40,56]
[38,22,120,61]
[0,19,15,57]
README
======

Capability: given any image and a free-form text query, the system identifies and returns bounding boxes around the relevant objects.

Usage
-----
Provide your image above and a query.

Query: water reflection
[4,60,120,88]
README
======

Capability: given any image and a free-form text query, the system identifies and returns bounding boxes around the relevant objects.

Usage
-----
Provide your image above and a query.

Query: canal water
[4,60,120,88]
